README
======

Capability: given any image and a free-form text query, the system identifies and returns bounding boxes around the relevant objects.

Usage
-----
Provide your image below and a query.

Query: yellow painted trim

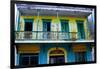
[47,47,67,64]
[20,15,89,39]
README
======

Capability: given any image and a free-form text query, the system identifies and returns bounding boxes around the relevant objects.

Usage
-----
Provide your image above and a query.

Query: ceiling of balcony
[17,4,93,17]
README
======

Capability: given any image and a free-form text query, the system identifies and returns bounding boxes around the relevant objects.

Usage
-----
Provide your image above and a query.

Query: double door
[49,55,65,64]
[43,20,51,39]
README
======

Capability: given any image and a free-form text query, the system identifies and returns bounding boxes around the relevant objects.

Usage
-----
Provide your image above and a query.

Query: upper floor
[15,4,95,43]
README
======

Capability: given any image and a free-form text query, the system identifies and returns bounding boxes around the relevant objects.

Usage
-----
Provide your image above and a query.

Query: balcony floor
[15,40,94,43]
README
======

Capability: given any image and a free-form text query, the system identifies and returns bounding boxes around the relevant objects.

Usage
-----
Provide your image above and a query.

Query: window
[75,52,86,62]
[19,53,38,66]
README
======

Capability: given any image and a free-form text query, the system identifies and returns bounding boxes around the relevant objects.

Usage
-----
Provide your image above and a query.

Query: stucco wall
[16,43,93,65]
[18,16,90,39]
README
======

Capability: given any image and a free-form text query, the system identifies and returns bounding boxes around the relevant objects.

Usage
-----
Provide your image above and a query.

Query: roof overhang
[16,4,93,17]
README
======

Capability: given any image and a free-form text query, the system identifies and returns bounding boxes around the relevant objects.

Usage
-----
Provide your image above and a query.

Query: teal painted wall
[86,44,92,61]
[18,16,91,40]
[16,54,19,65]
[38,44,92,64]
[16,43,93,65]
[38,43,92,64]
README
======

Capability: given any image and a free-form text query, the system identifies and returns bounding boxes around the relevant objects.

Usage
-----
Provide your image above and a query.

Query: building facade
[14,3,95,66]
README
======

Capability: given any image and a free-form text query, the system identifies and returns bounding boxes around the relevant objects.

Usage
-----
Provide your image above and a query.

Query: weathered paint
[47,47,67,63]
[15,4,20,31]
[86,43,93,61]
[16,53,19,65]
[16,43,93,65]
[18,16,90,40]
[15,46,17,66]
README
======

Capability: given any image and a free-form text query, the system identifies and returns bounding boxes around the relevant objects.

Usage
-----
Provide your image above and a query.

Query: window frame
[19,53,39,66]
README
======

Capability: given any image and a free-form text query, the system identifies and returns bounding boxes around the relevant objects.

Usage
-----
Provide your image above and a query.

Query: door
[49,49,65,64]
[24,19,33,39]
[43,20,51,39]
[49,55,65,64]
[24,22,33,31]
[61,20,69,39]
[77,21,85,39]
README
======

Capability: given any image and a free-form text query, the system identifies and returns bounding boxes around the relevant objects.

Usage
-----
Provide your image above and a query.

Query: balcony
[15,31,93,41]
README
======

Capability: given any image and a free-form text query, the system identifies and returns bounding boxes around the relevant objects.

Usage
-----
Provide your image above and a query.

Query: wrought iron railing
[15,31,93,40]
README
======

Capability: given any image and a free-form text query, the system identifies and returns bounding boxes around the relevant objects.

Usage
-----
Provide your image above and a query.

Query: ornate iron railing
[15,31,93,40]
